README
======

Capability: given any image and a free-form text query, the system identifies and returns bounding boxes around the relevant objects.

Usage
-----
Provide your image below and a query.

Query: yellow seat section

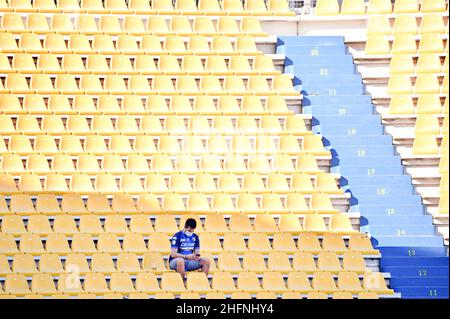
[315,0,340,15]
[388,75,413,94]
[413,134,439,155]
[392,15,418,34]
[418,33,444,53]
[391,34,417,54]
[420,0,447,12]
[388,95,414,115]
[365,35,390,55]
[393,0,418,13]
[341,0,365,15]
[269,0,295,16]
[367,16,391,35]
[367,0,392,14]
[416,54,443,74]
[420,14,445,34]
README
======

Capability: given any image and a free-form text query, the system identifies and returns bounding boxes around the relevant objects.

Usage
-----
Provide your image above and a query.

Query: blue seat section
[279,35,449,299]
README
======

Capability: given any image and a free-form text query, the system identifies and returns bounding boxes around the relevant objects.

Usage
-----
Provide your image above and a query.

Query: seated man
[169,218,210,278]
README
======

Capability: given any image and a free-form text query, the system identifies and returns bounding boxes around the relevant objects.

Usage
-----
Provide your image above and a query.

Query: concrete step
[378,247,448,257]
[362,225,437,237]
[373,236,444,247]
[381,257,449,267]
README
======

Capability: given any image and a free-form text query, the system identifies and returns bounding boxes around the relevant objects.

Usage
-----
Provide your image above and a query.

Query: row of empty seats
[0,291,381,299]
[0,214,355,235]
[388,95,448,115]
[366,14,448,35]
[0,271,391,297]
[315,0,447,15]
[0,94,294,115]
[387,74,448,94]
[0,0,295,16]
[1,54,280,75]
[0,188,342,214]
[0,74,299,96]
[412,133,447,155]
[0,173,343,199]
[366,33,448,55]
[0,33,264,55]
[0,153,328,174]
[0,135,328,155]
[0,114,310,135]
[0,13,269,36]
[0,231,375,256]
[0,251,372,275]
[390,54,448,74]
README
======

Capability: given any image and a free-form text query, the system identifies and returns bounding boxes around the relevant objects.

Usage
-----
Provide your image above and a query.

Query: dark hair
[185,218,197,229]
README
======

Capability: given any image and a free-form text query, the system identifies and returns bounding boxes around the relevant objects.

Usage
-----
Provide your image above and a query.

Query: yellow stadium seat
[141,255,167,274]
[292,252,317,273]
[415,74,440,94]
[303,215,328,233]
[420,14,445,34]
[343,252,367,273]
[0,234,19,255]
[416,54,442,74]
[388,75,413,94]
[241,17,267,36]
[418,33,444,53]
[268,252,292,272]
[91,253,116,273]
[312,271,338,293]
[2,215,26,234]
[4,274,31,296]
[348,234,379,255]
[223,233,248,252]
[322,233,347,253]
[186,272,212,293]
[365,35,390,55]
[217,252,242,272]
[248,232,273,252]
[269,0,295,15]
[0,173,18,194]
[161,273,186,294]
[393,15,418,34]
[229,214,254,233]
[287,271,313,292]
[263,272,288,293]
[341,0,365,14]
[237,272,262,293]
[330,214,356,233]
[2,13,27,33]
[141,36,166,56]
[212,272,237,293]
[20,233,45,254]
[415,115,440,134]
[388,95,414,114]
[367,0,391,13]
[391,34,417,54]
[438,192,449,214]
[394,0,418,13]
[363,272,393,294]
[315,0,339,15]
[416,94,443,115]
[153,0,176,14]
[10,194,36,215]
[310,193,339,214]
[317,252,342,273]
[421,0,446,12]
[27,216,52,234]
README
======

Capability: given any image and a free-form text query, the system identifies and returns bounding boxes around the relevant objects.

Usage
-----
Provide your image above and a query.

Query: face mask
[185,230,193,237]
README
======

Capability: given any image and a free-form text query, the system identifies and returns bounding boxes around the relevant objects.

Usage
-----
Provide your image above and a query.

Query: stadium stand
[0,0,447,299]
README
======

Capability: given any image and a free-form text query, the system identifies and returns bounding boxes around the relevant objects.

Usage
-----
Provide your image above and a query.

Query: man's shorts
[169,258,202,271]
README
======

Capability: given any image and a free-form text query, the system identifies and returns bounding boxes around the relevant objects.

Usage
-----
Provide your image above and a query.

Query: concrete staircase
[278,35,449,299]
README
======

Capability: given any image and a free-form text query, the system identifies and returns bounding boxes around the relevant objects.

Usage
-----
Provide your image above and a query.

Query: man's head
[184,218,197,236]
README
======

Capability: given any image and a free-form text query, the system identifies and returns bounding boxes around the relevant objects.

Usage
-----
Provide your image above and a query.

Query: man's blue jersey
[169,230,200,261]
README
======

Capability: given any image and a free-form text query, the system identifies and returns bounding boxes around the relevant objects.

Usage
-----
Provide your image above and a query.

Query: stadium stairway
[278,36,449,299]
